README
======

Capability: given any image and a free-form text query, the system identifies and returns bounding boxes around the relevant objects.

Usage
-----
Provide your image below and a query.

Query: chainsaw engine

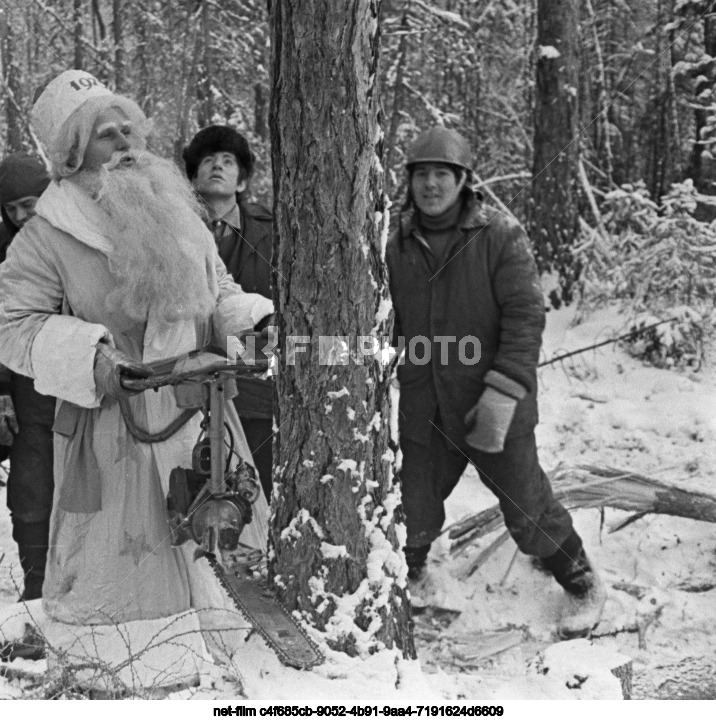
[167,437,261,553]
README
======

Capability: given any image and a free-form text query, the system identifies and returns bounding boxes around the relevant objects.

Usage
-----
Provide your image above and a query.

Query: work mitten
[93,343,154,400]
[239,314,277,368]
[0,394,19,446]
[464,370,527,453]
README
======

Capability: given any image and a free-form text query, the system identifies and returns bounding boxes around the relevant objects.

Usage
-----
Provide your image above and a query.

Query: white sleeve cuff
[30,315,110,408]
[212,294,274,351]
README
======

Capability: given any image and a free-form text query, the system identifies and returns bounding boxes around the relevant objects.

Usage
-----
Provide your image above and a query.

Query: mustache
[103,149,147,172]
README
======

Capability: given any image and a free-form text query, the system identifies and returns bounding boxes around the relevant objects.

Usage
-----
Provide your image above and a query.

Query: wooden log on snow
[448,465,716,552]
[632,656,716,700]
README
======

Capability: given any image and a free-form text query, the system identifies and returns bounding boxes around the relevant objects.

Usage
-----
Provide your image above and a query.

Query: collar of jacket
[398,187,491,250]
[35,179,114,255]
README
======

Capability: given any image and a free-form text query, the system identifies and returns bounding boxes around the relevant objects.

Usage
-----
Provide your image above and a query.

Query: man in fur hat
[0,153,54,602]
[0,70,274,685]
[184,126,275,501]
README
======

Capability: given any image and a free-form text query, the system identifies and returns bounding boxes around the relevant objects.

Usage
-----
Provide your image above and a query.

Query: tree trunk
[688,9,716,192]
[584,0,613,186]
[269,0,415,658]
[135,2,152,115]
[0,12,24,153]
[530,0,580,308]
[197,0,214,127]
[113,0,125,92]
[254,82,267,140]
[383,1,410,195]
[73,0,84,70]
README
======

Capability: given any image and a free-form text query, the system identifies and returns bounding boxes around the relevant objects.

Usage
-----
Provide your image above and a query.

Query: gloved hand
[93,343,154,400]
[239,315,277,363]
[464,370,527,453]
[0,394,19,446]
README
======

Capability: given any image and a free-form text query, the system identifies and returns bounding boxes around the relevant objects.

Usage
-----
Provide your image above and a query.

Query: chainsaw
[122,347,324,670]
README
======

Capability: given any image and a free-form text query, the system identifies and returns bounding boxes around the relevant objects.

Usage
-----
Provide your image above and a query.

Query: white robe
[0,179,275,689]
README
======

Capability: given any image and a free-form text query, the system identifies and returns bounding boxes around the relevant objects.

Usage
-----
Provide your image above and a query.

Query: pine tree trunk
[113,0,125,92]
[269,0,415,658]
[530,0,580,308]
[197,0,214,127]
[73,0,84,70]
[688,11,716,192]
[0,13,24,153]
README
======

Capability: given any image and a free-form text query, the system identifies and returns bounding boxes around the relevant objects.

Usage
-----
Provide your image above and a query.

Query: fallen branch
[448,466,716,558]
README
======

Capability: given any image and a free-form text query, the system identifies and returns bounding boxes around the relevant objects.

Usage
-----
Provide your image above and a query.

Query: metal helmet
[406,127,472,171]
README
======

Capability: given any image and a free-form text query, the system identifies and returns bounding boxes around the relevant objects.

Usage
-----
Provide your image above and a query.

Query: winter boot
[404,544,431,582]
[541,531,607,639]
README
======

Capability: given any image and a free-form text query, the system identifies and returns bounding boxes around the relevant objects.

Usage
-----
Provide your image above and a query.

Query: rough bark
[0,12,24,153]
[253,82,267,141]
[383,1,411,194]
[530,0,580,309]
[269,0,415,658]
[73,0,84,70]
[112,0,125,92]
[197,0,214,127]
[688,9,716,192]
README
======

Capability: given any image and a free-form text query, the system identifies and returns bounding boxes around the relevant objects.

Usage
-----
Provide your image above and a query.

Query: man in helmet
[184,126,274,501]
[0,153,54,601]
[386,126,605,638]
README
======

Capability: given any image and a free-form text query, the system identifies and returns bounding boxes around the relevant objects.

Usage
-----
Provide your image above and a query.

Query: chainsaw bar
[207,554,325,670]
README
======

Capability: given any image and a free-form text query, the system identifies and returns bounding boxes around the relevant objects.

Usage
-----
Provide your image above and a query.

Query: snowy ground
[1,302,715,701]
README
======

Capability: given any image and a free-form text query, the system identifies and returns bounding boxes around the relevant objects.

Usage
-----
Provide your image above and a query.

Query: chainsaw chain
[206,554,325,669]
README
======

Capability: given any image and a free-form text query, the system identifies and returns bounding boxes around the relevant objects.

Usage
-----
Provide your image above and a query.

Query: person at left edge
[0,69,275,686]
[0,153,53,601]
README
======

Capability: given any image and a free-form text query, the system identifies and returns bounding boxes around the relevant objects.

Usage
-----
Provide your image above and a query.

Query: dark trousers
[11,517,50,600]
[6,373,55,600]
[398,422,574,558]
[241,417,273,501]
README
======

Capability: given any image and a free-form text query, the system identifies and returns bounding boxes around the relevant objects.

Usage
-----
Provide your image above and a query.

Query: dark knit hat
[183,125,253,180]
[0,153,50,205]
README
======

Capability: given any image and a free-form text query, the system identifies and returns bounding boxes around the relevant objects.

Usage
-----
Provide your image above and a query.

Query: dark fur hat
[183,125,253,180]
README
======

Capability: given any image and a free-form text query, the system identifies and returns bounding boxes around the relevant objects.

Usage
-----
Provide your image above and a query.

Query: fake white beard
[74,151,216,326]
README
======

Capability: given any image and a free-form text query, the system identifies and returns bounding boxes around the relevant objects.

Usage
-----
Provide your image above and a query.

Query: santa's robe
[0,179,274,689]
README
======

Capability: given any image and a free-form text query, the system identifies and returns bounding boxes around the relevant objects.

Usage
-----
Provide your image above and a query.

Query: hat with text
[30,70,112,151]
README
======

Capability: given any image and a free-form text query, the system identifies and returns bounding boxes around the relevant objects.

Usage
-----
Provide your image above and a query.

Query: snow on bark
[538,45,561,59]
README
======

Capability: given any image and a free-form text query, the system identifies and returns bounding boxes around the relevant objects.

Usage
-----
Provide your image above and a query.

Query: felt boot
[541,531,607,638]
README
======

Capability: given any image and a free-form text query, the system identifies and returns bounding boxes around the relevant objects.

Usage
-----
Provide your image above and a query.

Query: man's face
[4,196,40,228]
[82,107,143,172]
[410,162,466,217]
[192,152,246,201]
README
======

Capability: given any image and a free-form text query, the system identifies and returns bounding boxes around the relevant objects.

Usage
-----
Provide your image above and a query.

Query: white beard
[73,150,216,327]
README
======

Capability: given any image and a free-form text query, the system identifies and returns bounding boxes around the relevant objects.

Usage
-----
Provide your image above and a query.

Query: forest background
[0,0,715,698]
[1,0,715,317]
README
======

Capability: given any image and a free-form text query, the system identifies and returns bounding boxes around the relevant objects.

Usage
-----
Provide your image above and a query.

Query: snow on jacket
[386,190,544,450]
[0,179,274,680]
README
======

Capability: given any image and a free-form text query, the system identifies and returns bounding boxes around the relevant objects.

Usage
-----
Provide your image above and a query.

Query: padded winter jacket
[214,199,274,420]
[0,219,56,512]
[386,191,545,450]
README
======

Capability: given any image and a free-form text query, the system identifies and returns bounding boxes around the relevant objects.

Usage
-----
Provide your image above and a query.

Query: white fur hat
[30,70,112,151]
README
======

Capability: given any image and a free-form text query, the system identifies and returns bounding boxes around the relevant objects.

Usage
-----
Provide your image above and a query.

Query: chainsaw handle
[121,348,270,392]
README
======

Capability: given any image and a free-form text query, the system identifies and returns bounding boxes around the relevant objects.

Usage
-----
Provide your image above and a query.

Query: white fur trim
[30,315,110,408]
[35,180,114,254]
[212,294,274,351]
